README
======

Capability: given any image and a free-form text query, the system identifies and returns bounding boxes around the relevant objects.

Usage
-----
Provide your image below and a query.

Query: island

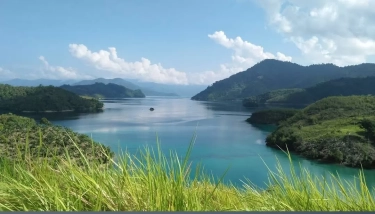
[265,96,375,169]
[0,84,103,113]
[191,59,375,101]
[0,113,113,165]
[243,77,375,107]
[60,82,146,99]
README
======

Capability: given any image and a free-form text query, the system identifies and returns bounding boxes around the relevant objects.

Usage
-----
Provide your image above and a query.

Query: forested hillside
[60,82,145,98]
[265,96,375,169]
[0,114,113,165]
[192,59,375,101]
[246,108,300,125]
[243,77,375,107]
[243,89,304,107]
[0,84,103,113]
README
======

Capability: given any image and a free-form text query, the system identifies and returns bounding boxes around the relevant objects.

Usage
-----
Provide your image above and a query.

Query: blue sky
[1,0,375,84]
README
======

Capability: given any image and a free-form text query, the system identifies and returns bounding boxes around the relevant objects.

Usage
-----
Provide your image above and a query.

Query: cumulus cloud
[38,56,91,80]
[188,31,292,85]
[258,0,375,65]
[208,31,292,68]
[69,31,291,85]
[69,44,189,85]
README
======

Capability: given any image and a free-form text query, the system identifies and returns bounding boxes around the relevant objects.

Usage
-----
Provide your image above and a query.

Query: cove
[29,97,375,190]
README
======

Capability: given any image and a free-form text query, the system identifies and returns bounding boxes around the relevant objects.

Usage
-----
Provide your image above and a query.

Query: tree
[359,119,375,141]
[40,117,51,126]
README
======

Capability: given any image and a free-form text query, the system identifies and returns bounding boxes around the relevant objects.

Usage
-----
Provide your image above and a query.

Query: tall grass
[0,133,374,211]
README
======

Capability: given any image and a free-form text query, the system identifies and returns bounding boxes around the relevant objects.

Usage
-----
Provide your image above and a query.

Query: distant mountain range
[129,80,207,98]
[191,59,375,101]
[1,78,208,97]
[60,82,146,99]
[1,78,77,87]
[73,78,178,97]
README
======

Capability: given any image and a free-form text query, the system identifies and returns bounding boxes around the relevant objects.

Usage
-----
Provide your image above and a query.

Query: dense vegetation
[74,78,178,96]
[0,136,374,211]
[246,108,300,125]
[0,113,113,165]
[60,82,145,99]
[266,96,375,169]
[243,77,375,107]
[192,59,375,101]
[0,84,103,113]
[243,89,304,107]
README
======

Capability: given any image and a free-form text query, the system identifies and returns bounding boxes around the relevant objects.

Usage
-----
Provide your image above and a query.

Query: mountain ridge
[60,82,146,99]
[191,59,375,101]
[73,78,179,97]
[242,76,375,107]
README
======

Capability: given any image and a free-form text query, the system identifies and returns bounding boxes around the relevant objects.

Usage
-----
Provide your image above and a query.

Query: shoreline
[22,110,75,113]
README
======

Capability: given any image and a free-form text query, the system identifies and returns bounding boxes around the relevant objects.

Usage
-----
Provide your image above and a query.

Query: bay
[32,97,375,190]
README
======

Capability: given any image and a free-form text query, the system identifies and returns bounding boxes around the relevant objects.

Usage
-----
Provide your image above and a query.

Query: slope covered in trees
[0,84,103,113]
[243,77,375,107]
[243,89,304,107]
[265,96,375,169]
[0,113,113,165]
[192,59,375,101]
[246,108,300,125]
[60,82,146,99]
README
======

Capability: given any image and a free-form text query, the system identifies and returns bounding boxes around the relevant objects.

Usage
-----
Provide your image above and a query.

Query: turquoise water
[41,97,375,190]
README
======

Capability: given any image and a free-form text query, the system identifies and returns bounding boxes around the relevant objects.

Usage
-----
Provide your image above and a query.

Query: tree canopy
[265,96,375,169]
[246,108,300,125]
[0,84,103,113]
[0,113,113,165]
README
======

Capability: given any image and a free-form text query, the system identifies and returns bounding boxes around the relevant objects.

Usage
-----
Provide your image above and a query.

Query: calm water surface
[42,97,375,189]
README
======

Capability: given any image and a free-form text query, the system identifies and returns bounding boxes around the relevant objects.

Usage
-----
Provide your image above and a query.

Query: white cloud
[69,31,291,85]
[0,67,11,75]
[189,31,292,85]
[258,0,375,66]
[208,31,292,65]
[69,44,189,85]
[0,67,16,80]
[38,56,91,80]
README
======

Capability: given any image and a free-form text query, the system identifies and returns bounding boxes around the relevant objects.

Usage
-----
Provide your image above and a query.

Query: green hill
[243,77,375,107]
[60,82,146,99]
[265,96,375,169]
[0,84,103,113]
[0,113,113,165]
[243,89,304,107]
[246,108,300,125]
[192,59,375,101]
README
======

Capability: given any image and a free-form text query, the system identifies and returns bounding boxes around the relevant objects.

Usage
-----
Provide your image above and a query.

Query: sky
[1,0,375,85]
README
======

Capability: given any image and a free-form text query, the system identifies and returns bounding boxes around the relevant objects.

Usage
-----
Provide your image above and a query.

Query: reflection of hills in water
[199,101,306,113]
[200,101,249,112]
[249,123,277,132]
[101,98,143,105]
